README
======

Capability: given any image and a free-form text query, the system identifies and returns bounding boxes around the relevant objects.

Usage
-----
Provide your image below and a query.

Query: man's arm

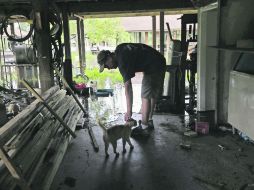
[124,79,133,121]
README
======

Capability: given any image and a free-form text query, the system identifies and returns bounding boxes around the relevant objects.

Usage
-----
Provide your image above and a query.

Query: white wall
[198,0,254,124]
[197,5,218,112]
[228,71,254,140]
[217,0,254,123]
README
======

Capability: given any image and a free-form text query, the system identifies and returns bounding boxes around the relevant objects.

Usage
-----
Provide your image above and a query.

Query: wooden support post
[32,0,54,92]
[145,32,148,45]
[152,15,156,49]
[77,18,83,75]
[139,32,142,43]
[0,146,31,190]
[62,6,73,87]
[53,66,87,116]
[80,18,86,72]
[21,80,76,138]
[160,11,165,55]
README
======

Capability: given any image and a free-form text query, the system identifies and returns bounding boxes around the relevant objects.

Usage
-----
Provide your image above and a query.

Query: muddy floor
[51,92,254,190]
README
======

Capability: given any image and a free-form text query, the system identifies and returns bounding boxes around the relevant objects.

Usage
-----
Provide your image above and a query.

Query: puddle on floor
[87,83,142,125]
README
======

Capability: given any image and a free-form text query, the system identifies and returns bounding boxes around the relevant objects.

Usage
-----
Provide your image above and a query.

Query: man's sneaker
[131,126,149,137]
[147,120,154,130]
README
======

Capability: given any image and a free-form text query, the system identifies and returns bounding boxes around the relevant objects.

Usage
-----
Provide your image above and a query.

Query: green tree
[69,18,130,45]
[84,18,130,45]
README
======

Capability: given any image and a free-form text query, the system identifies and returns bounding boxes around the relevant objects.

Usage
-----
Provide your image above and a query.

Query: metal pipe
[80,19,86,72]
[152,15,156,49]
[77,18,83,75]
[160,12,164,55]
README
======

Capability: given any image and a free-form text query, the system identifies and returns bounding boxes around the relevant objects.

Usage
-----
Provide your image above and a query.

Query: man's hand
[124,112,132,121]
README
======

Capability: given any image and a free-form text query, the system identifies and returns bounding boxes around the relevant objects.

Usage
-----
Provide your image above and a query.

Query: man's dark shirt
[115,43,166,83]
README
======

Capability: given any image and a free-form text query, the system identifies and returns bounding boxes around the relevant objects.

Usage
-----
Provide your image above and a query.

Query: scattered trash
[180,143,191,151]
[184,130,198,137]
[218,144,226,151]
[219,126,232,132]
[238,131,254,143]
[96,89,114,97]
[7,102,20,116]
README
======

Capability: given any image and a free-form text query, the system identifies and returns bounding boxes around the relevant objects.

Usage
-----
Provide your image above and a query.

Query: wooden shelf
[209,46,254,54]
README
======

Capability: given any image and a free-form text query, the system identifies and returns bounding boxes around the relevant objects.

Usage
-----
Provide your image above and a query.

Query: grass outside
[73,68,123,89]
[72,51,123,88]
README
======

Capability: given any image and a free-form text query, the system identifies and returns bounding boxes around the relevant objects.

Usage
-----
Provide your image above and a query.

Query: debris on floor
[0,86,84,190]
[184,130,198,137]
[179,143,192,151]
[238,131,254,143]
[218,144,226,151]
[0,85,32,126]
[218,125,232,132]
[51,86,254,190]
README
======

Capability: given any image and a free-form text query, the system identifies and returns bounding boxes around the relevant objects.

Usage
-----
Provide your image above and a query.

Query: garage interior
[0,0,254,190]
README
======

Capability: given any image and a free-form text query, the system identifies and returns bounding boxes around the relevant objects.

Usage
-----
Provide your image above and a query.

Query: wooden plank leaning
[0,146,31,190]
[53,66,88,116]
[0,86,59,146]
[88,124,99,152]
[53,67,100,151]
[21,80,76,138]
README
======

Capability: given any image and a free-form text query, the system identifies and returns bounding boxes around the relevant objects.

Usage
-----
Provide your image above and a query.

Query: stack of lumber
[0,86,83,190]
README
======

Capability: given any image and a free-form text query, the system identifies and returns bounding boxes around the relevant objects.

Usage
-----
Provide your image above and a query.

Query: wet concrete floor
[51,86,254,190]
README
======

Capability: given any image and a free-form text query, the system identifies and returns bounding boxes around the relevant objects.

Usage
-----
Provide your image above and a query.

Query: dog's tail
[97,118,107,131]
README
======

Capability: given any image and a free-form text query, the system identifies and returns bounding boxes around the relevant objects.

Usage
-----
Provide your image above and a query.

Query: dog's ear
[125,119,137,127]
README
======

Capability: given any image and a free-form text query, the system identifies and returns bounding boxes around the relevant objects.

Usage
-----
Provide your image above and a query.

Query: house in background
[92,15,182,53]
[120,15,182,49]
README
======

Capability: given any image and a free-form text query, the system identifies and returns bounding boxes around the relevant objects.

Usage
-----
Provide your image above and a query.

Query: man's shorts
[141,71,165,99]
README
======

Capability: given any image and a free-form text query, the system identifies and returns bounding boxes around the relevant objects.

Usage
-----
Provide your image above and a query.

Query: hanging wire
[47,2,64,88]
[1,5,65,88]
[2,10,34,42]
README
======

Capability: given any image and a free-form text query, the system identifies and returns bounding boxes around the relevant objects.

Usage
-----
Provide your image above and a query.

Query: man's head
[97,50,117,72]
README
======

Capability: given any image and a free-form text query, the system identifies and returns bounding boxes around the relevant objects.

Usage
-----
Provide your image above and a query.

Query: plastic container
[197,110,215,130]
[195,121,209,134]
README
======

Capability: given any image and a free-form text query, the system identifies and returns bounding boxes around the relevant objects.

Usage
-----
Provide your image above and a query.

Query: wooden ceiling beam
[0,0,195,18]
[59,0,195,14]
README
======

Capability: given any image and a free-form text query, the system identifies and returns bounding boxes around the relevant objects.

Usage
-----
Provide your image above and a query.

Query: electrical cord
[47,2,64,88]
[1,4,64,88]
[2,10,34,43]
